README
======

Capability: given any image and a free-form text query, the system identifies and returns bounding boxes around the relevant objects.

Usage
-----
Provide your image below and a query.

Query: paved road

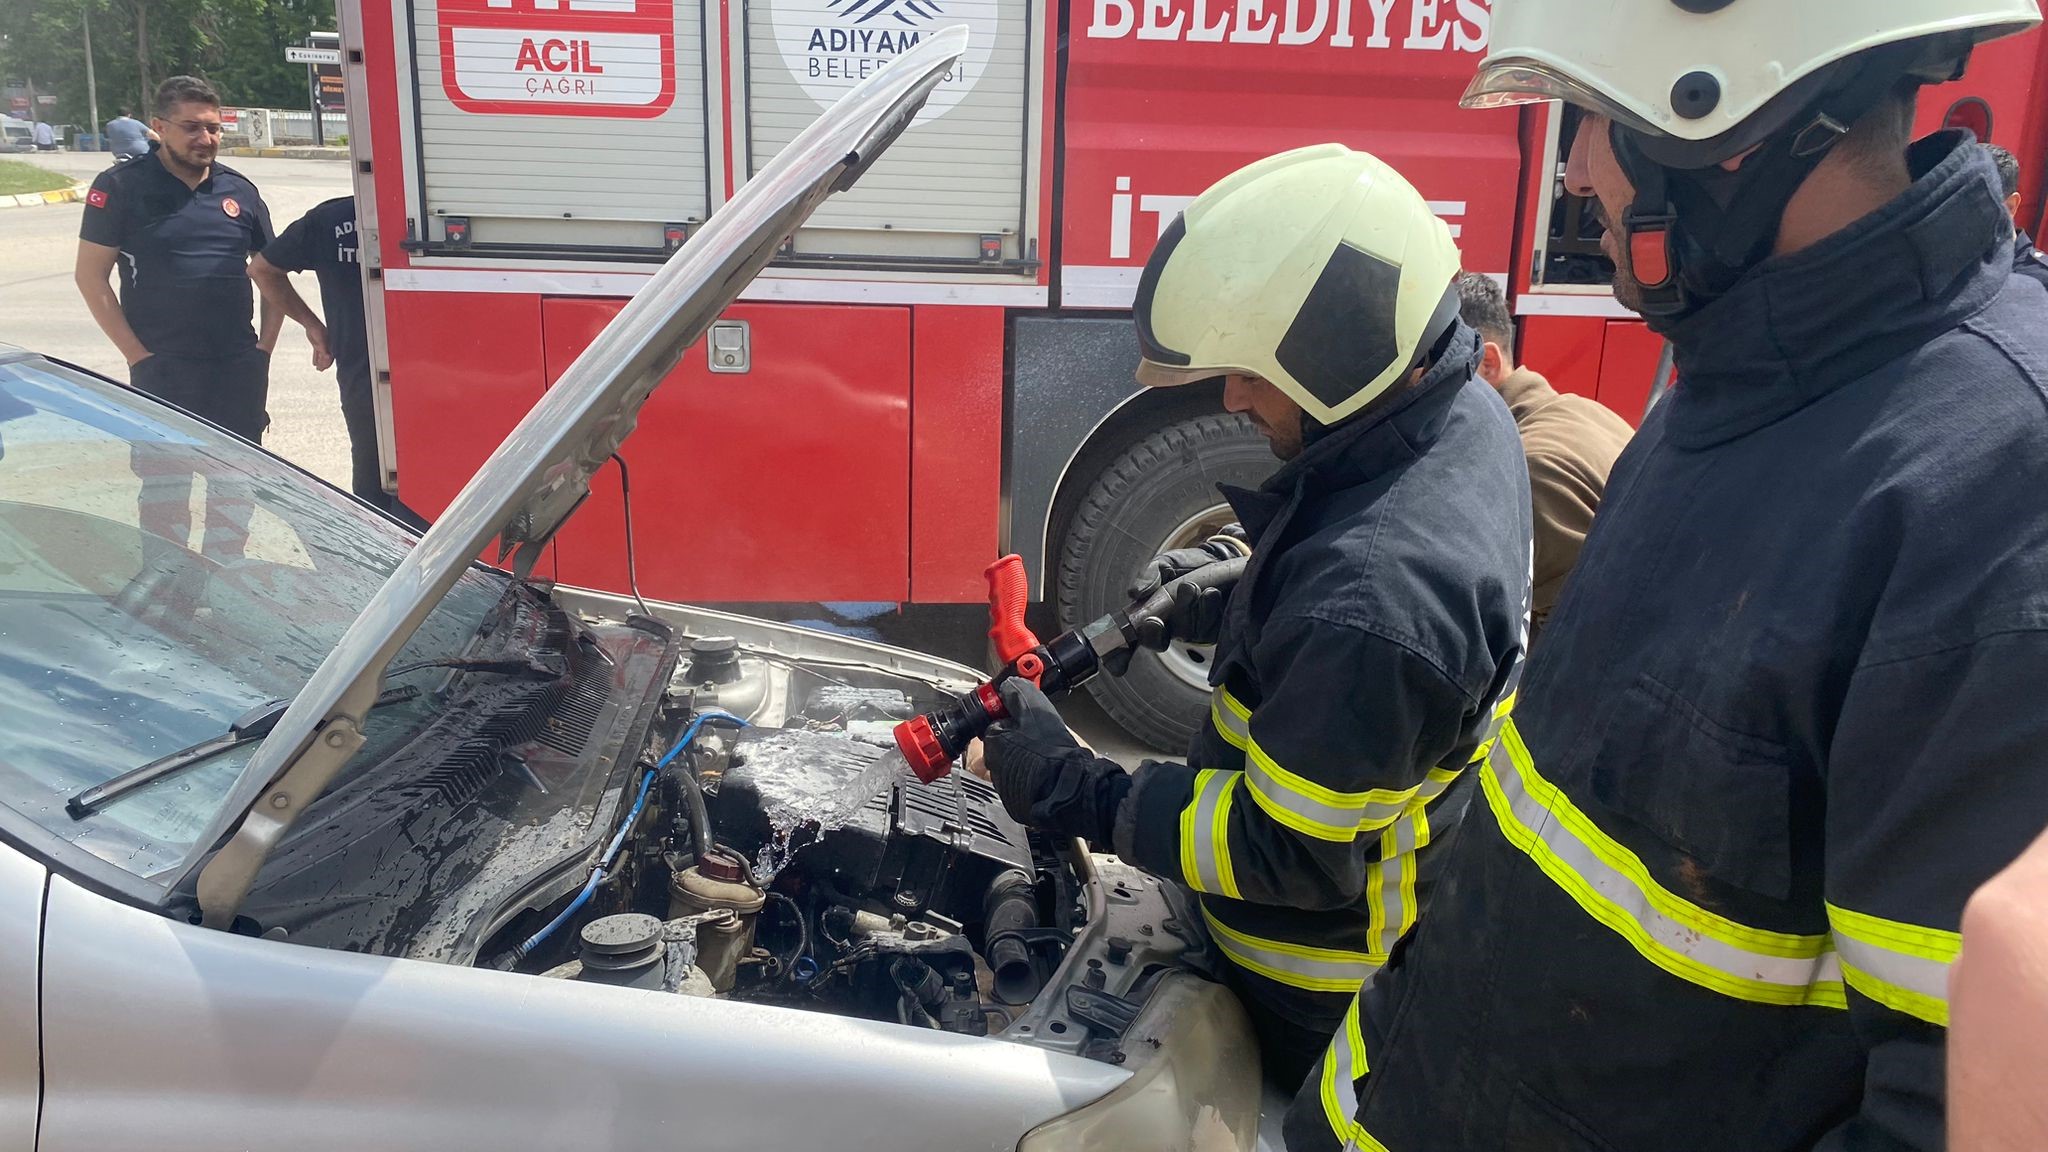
[0,151,356,489]
[0,151,1158,767]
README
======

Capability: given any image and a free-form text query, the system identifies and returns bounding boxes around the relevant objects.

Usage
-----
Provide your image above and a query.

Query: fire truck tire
[1055,412,1272,753]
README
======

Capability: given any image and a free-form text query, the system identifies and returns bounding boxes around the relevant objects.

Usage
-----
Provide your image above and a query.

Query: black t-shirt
[78,149,275,360]
[263,197,368,388]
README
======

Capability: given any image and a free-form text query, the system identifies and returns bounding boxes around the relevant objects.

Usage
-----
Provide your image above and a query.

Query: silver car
[0,31,1266,1152]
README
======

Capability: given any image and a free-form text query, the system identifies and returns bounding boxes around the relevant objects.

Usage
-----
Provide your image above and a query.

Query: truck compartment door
[410,0,712,253]
[741,0,1037,267]
[540,299,913,602]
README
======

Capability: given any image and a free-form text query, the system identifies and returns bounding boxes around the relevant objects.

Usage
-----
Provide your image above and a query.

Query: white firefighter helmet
[1133,144,1464,428]
[1463,0,2042,324]
[1463,0,2040,164]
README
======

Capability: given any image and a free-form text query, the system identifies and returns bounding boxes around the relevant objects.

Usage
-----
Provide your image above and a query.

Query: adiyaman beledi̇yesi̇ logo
[770,0,1000,126]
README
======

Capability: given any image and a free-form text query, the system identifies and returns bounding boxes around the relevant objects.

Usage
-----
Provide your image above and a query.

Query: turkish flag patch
[86,188,108,208]
[222,197,241,218]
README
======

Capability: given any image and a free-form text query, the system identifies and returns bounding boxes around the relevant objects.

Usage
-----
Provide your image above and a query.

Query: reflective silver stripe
[1318,998,1389,1152]
[1243,748,1417,841]
[1485,729,1848,1007]
[1368,808,1428,956]
[1180,769,1239,898]
[1827,903,1957,1027]
[1210,685,1251,750]
[1467,688,1518,763]
[1202,908,1380,993]
[1217,685,1438,843]
[1412,765,1460,807]
[1320,1002,1362,1142]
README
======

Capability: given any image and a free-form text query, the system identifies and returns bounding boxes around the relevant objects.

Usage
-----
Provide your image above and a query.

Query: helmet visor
[1460,60,1666,139]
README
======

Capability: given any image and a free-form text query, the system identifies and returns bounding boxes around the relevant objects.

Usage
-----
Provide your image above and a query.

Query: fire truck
[336,0,2048,751]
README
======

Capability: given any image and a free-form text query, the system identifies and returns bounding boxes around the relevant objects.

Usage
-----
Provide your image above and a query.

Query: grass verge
[0,159,75,197]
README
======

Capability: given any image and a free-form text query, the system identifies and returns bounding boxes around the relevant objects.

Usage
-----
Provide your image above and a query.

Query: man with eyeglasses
[74,74,303,443]
[75,75,313,558]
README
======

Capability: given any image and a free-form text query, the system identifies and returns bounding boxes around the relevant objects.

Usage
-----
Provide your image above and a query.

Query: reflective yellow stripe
[1318,997,1391,1152]
[1827,903,1957,1027]
[1215,685,1461,844]
[1211,773,1241,900]
[1203,907,1382,993]
[1484,721,1848,1009]
[1245,739,1421,842]
[1367,807,1428,957]
[1466,689,1520,764]
[1210,685,1252,751]
[1413,765,1461,806]
[1179,770,1241,899]
[1365,842,1388,954]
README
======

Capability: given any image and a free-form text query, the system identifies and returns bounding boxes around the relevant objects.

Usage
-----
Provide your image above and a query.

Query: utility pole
[83,3,102,150]
[305,43,322,148]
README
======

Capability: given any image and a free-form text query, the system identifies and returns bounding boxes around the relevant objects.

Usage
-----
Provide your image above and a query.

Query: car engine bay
[490,630,1085,1039]
[227,584,1216,1066]
[448,597,1226,1068]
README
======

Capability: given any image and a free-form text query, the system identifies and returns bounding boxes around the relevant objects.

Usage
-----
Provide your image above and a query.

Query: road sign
[287,46,343,64]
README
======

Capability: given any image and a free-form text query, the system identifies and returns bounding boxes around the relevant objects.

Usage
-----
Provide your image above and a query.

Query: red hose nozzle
[894,713,953,783]
[892,682,1007,785]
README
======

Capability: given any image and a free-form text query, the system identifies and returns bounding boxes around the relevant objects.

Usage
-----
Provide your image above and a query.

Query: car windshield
[0,356,505,880]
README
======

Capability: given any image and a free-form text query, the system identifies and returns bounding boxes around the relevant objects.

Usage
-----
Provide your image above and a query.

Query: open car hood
[184,28,970,927]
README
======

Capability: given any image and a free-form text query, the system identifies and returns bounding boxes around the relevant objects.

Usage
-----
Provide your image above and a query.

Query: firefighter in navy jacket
[1286,1,2048,1149]
[980,145,1531,1087]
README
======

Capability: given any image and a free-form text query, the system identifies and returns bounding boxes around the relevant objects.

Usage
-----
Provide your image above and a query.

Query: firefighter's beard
[161,135,214,177]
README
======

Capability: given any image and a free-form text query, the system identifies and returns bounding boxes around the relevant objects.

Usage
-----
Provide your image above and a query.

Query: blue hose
[513,710,748,960]
[516,866,608,960]
[657,710,748,770]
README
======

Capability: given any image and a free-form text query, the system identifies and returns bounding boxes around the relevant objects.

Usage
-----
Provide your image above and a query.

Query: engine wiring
[508,709,749,962]
[765,891,811,984]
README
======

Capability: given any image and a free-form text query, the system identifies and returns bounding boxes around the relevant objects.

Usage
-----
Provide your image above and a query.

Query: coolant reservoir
[668,857,765,991]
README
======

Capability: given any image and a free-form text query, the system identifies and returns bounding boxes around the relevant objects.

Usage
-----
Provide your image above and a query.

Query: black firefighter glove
[1126,525,1250,605]
[1106,527,1249,673]
[983,678,1131,846]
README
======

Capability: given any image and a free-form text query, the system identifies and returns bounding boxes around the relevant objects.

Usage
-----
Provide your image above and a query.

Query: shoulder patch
[86,188,109,209]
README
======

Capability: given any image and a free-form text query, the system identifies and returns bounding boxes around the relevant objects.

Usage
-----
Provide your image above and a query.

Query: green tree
[0,0,334,127]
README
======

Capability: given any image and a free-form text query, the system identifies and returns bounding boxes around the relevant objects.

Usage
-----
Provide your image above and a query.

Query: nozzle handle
[984,555,1039,666]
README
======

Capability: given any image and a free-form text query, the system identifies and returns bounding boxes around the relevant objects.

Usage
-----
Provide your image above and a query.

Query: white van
[0,116,35,153]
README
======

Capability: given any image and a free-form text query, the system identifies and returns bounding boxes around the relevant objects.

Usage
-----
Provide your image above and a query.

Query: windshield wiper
[66,686,422,819]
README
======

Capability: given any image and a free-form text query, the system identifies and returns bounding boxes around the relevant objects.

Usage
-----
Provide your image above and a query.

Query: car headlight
[1017,971,1262,1151]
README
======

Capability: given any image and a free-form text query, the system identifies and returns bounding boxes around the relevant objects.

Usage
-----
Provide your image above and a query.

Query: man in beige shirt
[1456,272,1634,642]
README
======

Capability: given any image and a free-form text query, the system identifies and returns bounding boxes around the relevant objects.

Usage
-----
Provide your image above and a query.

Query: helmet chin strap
[1611,42,1931,328]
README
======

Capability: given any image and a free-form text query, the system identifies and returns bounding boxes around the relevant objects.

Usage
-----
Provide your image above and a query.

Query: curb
[221,146,349,160]
[0,182,85,209]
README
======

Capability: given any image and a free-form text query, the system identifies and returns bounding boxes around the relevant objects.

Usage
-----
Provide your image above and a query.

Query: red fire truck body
[338,0,2048,742]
